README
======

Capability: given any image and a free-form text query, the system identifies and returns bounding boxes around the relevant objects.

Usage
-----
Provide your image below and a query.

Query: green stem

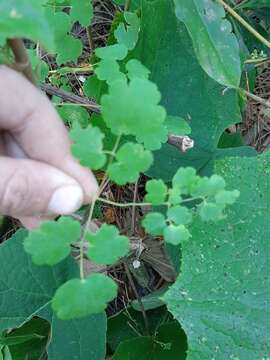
[217,0,270,49]
[49,66,93,75]
[97,197,155,208]
[78,135,122,280]
[241,89,270,109]
[79,196,97,280]
[124,0,131,11]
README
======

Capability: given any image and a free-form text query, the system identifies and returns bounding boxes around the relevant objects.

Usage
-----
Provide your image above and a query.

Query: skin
[0,66,98,228]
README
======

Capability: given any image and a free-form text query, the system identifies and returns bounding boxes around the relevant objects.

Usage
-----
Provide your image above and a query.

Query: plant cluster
[0,0,270,359]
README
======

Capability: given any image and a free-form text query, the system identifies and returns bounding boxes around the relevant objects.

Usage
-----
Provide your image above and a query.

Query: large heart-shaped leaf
[133,0,255,181]
[164,151,270,358]
[0,230,106,360]
[174,0,241,87]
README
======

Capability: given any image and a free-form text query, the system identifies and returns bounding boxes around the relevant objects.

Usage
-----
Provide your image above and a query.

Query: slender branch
[243,89,270,109]
[124,0,132,11]
[217,0,270,50]
[40,83,194,152]
[86,26,95,52]
[40,83,100,113]
[97,197,155,208]
[8,38,37,84]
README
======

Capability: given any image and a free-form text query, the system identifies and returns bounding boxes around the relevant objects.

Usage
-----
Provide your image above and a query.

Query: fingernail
[48,185,83,214]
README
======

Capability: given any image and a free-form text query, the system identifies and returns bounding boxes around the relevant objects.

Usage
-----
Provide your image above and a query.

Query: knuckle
[2,170,31,215]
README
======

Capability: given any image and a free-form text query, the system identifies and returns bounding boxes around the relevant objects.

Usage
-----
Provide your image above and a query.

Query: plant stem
[79,196,97,280]
[124,0,132,11]
[97,197,154,208]
[49,66,93,75]
[131,179,139,235]
[86,26,95,52]
[217,0,270,50]
[8,38,37,84]
[242,89,270,109]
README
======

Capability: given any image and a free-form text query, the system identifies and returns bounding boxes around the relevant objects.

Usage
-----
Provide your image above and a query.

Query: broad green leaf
[107,143,153,185]
[239,0,270,9]
[58,105,90,127]
[133,0,254,180]
[174,0,241,87]
[167,206,192,225]
[70,122,107,170]
[126,59,150,79]
[5,318,50,360]
[164,116,191,136]
[86,224,129,265]
[114,12,140,50]
[70,0,93,27]
[0,0,54,50]
[165,151,270,358]
[142,213,166,235]
[112,321,187,359]
[52,274,117,319]
[163,224,191,245]
[144,179,168,205]
[0,230,106,360]
[101,78,167,150]
[95,44,128,60]
[24,217,81,265]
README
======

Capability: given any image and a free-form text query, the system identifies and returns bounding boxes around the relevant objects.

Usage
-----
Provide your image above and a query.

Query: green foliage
[107,143,153,184]
[0,1,54,50]
[70,122,107,170]
[52,274,117,320]
[174,0,241,87]
[24,217,81,265]
[114,12,140,50]
[70,0,93,27]
[87,224,129,264]
[164,152,270,358]
[0,231,106,360]
[144,179,168,205]
[2,0,268,357]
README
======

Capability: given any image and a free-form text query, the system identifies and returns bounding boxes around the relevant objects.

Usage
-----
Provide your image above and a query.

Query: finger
[0,156,85,217]
[0,66,98,200]
[19,215,56,229]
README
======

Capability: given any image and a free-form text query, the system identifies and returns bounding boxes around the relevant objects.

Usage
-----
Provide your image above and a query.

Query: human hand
[0,66,98,228]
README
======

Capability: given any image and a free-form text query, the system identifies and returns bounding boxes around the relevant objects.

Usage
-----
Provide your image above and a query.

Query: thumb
[0,156,90,217]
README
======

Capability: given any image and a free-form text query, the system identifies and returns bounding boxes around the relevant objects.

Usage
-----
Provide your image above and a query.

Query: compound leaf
[167,206,192,225]
[101,78,167,150]
[70,0,93,27]
[24,217,81,266]
[70,122,107,170]
[95,44,128,60]
[114,12,140,50]
[87,224,129,265]
[126,59,150,80]
[144,179,168,205]
[142,213,166,235]
[163,224,191,245]
[52,274,117,320]
[107,143,153,185]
